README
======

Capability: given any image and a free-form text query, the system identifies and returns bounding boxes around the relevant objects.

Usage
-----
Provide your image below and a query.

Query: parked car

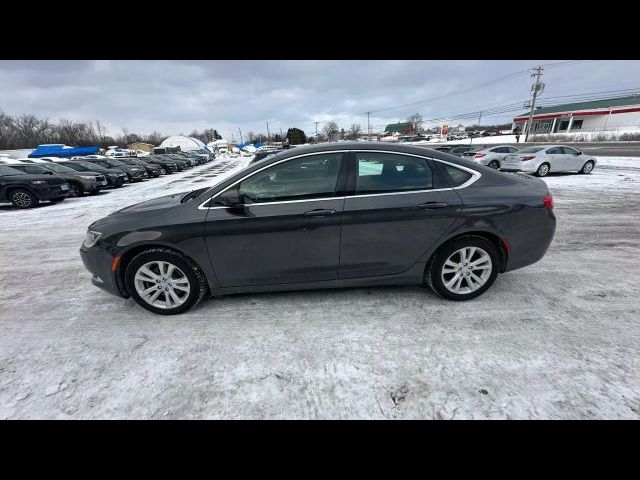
[470,145,521,169]
[0,165,69,208]
[116,158,164,177]
[449,146,477,157]
[176,152,206,165]
[80,142,556,315]
[141,155,179,173]
[80,158,148,182]
[157,154,192,169]
[54,160,128,188]
[501,145,597,177]
[8,162,108,197]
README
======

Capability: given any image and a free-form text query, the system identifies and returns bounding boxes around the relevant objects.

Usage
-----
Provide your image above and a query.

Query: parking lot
[1,154,639,419]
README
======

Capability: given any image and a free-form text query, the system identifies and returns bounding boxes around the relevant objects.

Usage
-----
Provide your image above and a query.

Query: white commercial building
[512,94,640,135]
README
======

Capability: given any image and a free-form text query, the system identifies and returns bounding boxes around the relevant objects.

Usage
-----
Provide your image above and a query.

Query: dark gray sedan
[80,142,556,314]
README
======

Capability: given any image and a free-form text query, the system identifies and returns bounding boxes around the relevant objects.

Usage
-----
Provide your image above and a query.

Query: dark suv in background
[80,158,147,182]
[0,165,69,208]
[140,155,179,173]
[56,160,128,188]
[8,163,108,197]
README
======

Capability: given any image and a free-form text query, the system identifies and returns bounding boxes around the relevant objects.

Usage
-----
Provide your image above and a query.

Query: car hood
[117,192,186,214]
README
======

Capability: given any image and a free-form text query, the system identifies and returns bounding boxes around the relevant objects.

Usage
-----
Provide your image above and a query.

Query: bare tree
[406,113,424,134]
[347,123,362,140]
[321,121,340,142]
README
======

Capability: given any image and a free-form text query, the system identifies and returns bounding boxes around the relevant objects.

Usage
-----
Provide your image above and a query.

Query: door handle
[304,208,336,216]
[417,202,448,209]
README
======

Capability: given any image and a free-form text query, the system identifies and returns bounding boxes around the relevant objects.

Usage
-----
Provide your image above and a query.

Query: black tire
[124,248,208,315]
[69,182,84,197]
[580,160,594,174]
[535,162,550,177]
[425,236,499,301]
[9,188,39,209]
[488,160,500,169]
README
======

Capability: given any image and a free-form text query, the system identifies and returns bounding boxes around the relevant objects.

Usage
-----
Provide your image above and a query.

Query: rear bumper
[504,207,556,272]
[501,161,539,173]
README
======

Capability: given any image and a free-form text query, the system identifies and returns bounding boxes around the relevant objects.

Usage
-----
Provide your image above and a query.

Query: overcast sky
[1,60,639,141]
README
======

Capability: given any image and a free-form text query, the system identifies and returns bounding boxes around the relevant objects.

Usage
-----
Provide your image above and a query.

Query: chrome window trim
[198,149,481,210]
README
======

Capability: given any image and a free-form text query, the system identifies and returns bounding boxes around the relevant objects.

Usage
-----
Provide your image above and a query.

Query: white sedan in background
[500,145,597,177]
[466,145,521,169]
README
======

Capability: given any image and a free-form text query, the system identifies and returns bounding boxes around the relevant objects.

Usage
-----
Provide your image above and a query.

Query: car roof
[241,141,483,170]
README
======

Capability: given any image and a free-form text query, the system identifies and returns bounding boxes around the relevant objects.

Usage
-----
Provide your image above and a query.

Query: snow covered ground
[1,155,639,419]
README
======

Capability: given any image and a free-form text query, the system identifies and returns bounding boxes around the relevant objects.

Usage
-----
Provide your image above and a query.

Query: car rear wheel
[488,160,500,169]
[580,160,594,174]
[535,163,550,177]
[124,248,208,315]
[10,189,39,209]
[426,236,499,301]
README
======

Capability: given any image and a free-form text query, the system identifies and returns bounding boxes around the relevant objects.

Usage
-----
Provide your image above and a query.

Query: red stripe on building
[514,106,640,122]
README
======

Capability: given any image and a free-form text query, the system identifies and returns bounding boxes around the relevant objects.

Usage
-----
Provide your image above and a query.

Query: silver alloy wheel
[69,184,81,197]
[12,191,32,208]
[538,163,549,176]
[134,261,191,309]
[488,160,500,169]
[582,161,594,173]
[441,246,493,295]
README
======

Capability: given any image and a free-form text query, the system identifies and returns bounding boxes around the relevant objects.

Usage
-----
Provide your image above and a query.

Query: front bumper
[80,244,126,298]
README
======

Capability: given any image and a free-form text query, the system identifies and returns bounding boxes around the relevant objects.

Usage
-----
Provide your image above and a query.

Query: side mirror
[45,171,54,175]
[577,151,582,155]
[216,190,244,207]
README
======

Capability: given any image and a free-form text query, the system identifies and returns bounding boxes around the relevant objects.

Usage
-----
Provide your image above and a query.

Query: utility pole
[524,66,544,142]
[315,121,319,142]
[238,127,243,143]
[366,112,371,141]
[266,122,270,141]
[470,111,483,145]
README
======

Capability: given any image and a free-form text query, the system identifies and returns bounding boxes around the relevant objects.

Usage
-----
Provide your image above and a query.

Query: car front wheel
[426,236,499,301]
[10,189,39,209]
[580,160,594,174]
[124,248,208,315]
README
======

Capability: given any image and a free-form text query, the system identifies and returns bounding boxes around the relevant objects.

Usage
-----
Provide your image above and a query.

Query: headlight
[108,173,118,177]
[30,180,46,184]
[83,230,102,248]
[79,175,97,179]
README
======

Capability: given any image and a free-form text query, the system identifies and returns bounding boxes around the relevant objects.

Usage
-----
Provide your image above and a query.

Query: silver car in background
[470,145,521,169]
[501,145,597,177]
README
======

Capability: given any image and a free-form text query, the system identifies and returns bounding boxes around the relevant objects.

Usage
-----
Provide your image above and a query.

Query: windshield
[0,165,25,176]
[76,162,105,172]
[44,163,76,173]
[518,147,544,154]
[106,159,126,166]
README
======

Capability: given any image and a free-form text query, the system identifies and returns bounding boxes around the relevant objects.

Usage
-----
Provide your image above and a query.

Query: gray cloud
[1,60,639,141]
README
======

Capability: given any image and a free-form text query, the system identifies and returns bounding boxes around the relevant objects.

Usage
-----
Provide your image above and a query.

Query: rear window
[440,164,473,187]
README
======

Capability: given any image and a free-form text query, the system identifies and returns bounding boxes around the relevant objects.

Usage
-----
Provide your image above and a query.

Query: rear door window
[355,152,433,195]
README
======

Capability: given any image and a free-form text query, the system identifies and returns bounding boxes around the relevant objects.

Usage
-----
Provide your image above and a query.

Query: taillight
[474,153,486,159]
[543,194,553,210]
[521,155,535,161]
